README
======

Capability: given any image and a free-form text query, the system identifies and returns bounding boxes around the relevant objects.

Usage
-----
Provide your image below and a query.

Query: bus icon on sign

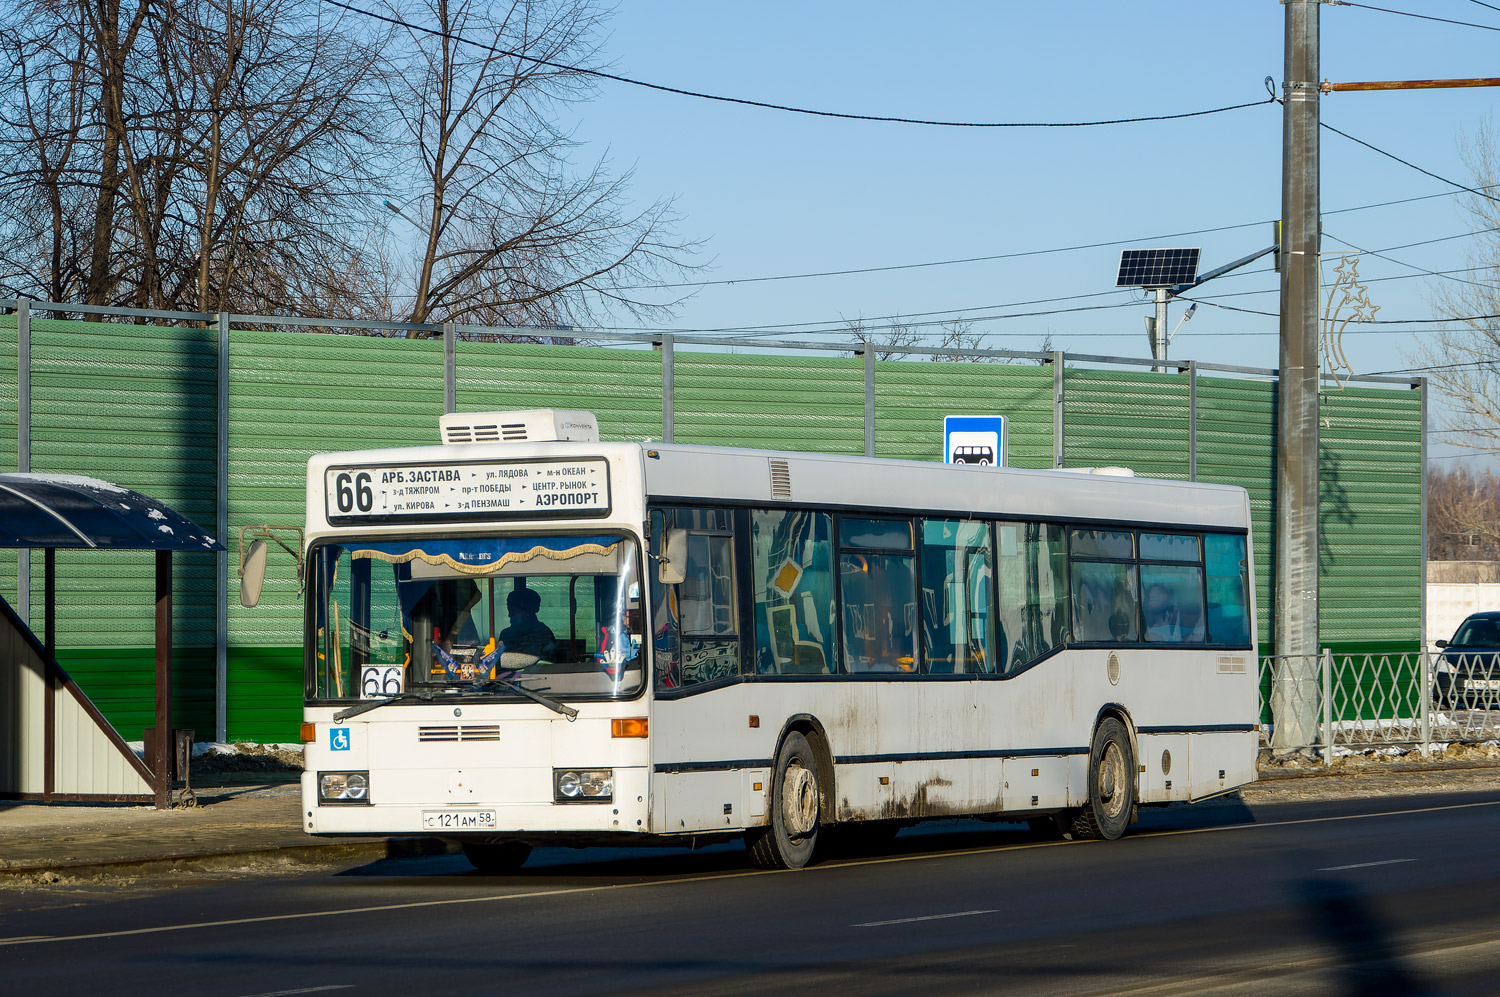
[951,445,994,466]
[943,416,1006,468]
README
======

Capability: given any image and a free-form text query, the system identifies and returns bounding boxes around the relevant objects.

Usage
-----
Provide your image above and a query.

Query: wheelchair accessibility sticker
[330,727,351,751]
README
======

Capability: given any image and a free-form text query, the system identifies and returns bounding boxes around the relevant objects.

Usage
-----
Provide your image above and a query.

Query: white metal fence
[1259,652,1500,759]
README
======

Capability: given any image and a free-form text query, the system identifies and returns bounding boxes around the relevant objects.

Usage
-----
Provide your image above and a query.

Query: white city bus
[294,409,1257,871]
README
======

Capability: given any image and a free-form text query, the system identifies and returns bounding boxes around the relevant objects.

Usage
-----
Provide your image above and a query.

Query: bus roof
[305,439,1250,534]
[641,443,1249,530]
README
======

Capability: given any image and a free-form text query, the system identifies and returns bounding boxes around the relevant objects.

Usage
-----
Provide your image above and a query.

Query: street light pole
[1274,0,1321,748]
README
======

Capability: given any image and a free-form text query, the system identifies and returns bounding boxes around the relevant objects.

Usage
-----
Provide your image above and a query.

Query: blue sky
[553,2,1500,461]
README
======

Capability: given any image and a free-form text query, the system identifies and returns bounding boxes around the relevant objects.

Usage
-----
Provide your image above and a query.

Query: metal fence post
[1321,647,1334,765]
[1052,351,1065,468]
[16,298,29,624]
[661,333,674,443]
[442,322,456,414]
[216,311,229,742]
[1419,649,1432,758]
[864,342,875,457]
[1188,359,1198,482]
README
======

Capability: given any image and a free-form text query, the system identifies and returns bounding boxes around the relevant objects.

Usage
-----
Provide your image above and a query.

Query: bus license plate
[422,810,497,830]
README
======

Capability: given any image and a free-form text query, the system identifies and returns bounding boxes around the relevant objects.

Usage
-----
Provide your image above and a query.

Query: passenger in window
[500,587,557,658]
[1144,583,1185,642]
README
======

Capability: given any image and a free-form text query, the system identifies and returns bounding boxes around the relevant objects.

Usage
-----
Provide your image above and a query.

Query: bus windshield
[309,533,644,703]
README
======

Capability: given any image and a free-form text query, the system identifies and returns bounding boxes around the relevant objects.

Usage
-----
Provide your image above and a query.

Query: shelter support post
[17,299,30,625]
[154,550,173,810]
[42,547,55,798]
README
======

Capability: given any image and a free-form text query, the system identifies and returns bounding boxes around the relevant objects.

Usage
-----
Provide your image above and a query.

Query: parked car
[1434,611,1500,710]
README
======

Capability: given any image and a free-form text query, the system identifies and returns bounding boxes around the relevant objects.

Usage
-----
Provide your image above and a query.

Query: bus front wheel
[1069,718,1135,841]
[747,731,821,869]
[462,840,532,874]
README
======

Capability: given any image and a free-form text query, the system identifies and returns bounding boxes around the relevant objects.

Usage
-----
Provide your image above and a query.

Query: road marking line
[233,988,354,997]
[1317,857,1415,872]
[3,797,1497,948]
[854,908,997,927]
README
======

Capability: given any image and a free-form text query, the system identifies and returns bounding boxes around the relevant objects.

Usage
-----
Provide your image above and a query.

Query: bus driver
[500,587,558,659]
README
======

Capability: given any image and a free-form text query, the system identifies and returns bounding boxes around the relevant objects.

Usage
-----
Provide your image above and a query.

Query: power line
[1322,121,1500,204]
[1324,231,1497,290]
[630,188,1496,293]
[1333,2,1500,32]
[1365,358,1500,376]
[324,0,1274,129]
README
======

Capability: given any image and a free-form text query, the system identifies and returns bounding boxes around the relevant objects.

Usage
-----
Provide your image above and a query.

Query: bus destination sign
[324,458,610,522]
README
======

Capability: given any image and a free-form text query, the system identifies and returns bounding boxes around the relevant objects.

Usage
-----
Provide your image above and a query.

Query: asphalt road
[5,789,1500,996]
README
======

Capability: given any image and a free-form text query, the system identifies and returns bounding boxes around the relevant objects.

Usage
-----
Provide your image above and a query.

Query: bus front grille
[418,725,501,742]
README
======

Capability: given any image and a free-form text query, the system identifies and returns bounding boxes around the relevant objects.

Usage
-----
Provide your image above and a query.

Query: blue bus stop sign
[943,416,1007,466]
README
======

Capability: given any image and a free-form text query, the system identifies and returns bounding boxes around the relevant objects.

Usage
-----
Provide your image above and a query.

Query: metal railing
[1259,651,1500,759]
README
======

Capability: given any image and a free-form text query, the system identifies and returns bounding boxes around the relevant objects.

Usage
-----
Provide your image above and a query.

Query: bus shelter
[0,473,222,809]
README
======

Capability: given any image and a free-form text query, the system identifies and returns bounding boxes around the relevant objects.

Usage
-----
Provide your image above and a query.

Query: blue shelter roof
[0,473,222,551]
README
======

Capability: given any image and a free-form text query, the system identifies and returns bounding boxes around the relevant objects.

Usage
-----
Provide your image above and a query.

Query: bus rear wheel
[747,731,821,869]
[461,840,532,874]
[1068,718,1135,841]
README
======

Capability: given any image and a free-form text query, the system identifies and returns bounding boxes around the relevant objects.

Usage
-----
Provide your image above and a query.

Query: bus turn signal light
[611,718,648,738]
[300,722,317,743]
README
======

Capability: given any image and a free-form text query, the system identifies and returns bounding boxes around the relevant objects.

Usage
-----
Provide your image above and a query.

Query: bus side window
[918,518,994,674]
[997,522,1070,673]
[1205,533,1251,646]
[752,509,835,676]
[653,507,739,688]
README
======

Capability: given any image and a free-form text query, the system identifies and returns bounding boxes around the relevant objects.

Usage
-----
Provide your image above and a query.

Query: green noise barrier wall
[0,316,1424,741]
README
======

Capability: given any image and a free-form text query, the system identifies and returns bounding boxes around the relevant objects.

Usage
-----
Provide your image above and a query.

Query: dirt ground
[1248,742,1500,802]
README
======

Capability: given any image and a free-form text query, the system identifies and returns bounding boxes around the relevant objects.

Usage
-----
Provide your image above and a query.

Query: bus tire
[461,840,532,874]
[747,731,821,869]
[1069,717,1134,841]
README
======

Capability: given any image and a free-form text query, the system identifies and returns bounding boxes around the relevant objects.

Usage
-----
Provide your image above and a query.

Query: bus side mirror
[659,529,688,585]
[240,539,268,607]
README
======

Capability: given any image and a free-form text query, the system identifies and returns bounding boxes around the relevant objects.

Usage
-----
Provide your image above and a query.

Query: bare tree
[380,0,694,333]
[0,0,391,314]
[840,315,923,360]
[1411,119,1500,453]
[1428,465,1500,561]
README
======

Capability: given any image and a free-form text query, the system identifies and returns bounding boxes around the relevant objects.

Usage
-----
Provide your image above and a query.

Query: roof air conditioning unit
[439,409,600,445]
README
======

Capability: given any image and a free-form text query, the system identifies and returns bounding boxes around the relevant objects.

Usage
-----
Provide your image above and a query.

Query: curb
[1255,758,1500,781]
[0,836,457,882]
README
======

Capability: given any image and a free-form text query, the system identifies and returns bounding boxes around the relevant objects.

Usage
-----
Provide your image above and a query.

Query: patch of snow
[5,472,130,493]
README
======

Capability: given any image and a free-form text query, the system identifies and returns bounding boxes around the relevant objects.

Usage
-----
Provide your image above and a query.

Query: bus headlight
[319,771,371,804]
[554,768,612,803]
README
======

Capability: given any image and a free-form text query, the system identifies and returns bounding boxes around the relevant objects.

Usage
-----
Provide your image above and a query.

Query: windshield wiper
[472,677,579,720]
[332,690,434,723]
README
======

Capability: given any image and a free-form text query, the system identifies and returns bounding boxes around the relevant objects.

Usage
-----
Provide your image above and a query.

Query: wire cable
[1322,121,1500,205]
[323,0,1275,128]
[1324,231,1497,291]
[628,188,1499,293]
[1332,1,1500,32]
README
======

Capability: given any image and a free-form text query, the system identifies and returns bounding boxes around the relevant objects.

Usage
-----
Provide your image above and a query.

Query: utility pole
[1274,0,1321,749]
[1152,288,1169,372]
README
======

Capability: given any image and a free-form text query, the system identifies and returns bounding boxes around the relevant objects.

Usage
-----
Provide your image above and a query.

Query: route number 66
[334,471,374,514]
[361,665,403,699]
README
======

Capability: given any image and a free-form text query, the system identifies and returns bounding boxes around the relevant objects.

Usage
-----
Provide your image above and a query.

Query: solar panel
[1116,248,1201,288]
